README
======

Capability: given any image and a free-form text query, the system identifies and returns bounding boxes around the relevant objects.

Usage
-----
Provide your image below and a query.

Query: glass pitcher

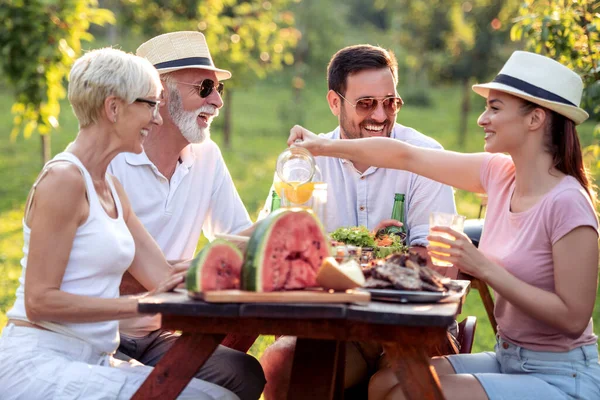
[274,146,323,208]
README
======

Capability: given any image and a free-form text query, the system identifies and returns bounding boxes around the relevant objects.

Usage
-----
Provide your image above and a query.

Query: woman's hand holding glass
[427,226,492,280]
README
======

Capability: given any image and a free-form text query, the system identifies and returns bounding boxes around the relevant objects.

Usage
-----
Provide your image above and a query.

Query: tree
[443,0,517,146]
[118,0,299,148]
[0,0,115,163]
[375,0,518,144]
[511,0,600,177]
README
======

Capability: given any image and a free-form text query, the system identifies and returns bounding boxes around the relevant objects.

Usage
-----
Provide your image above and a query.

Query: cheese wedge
[316,257,366,291]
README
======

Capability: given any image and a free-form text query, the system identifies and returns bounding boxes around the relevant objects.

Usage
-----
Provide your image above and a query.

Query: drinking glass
[310,182,328,228]
[429,212,466,267]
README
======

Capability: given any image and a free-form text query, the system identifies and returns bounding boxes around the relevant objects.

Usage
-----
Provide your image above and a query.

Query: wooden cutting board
[192,288,370,304]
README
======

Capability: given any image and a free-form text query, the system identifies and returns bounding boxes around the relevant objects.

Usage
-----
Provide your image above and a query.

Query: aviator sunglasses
[175,79,224,98]
[336,92,404,117]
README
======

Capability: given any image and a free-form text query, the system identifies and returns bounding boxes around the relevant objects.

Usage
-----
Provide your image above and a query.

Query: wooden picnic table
[132,288,469,400]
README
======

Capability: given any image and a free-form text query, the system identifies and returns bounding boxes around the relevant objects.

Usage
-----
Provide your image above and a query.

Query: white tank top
[6,152,136,354]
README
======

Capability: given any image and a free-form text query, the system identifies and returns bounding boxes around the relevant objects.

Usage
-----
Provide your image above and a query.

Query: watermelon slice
[187,239,243,293]
[242,208,330,292]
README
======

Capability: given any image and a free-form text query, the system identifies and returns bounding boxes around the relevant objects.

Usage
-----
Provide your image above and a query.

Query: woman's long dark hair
[521,101,596,208]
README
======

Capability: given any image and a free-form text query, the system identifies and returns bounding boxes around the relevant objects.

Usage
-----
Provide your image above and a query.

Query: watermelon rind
[186,239,243,293]
[242,208,328,292]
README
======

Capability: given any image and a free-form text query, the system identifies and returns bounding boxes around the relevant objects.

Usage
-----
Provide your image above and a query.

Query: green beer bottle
[270,190,281,212]
[385,193,406,237]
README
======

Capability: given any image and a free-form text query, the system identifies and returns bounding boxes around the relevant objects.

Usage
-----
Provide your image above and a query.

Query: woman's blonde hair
[68,48,161,127]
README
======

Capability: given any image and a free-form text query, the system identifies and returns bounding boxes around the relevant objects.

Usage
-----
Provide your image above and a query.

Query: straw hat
[136,31,232,81]
[472,51,588,125]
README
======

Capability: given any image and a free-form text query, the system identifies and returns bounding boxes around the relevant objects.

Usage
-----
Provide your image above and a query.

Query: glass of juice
[429,212,466,267]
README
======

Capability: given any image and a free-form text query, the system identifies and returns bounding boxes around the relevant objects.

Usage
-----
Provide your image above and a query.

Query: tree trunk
[223,89,232,149]
[458,77,471,147]
[41,134,51,164]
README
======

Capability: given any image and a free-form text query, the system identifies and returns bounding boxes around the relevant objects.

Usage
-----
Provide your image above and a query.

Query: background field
[1,75,598,358]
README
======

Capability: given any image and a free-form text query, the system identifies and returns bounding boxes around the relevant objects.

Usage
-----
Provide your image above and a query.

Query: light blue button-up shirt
[260,123,456,246]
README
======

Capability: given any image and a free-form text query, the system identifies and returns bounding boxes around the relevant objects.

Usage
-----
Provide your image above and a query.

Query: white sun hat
[136,31,232,81]
[472,51,588,125]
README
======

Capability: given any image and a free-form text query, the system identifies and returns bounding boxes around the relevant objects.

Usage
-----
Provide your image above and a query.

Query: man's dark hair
[327,45,398,95]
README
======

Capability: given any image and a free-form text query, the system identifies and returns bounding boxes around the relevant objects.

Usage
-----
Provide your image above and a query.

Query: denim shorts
[446,336,600,400]
[0,324,238,400]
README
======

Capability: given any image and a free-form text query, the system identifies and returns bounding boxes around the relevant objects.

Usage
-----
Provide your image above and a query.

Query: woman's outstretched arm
[288,125,488,194]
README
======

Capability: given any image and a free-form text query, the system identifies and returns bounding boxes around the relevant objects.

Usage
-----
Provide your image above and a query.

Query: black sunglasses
[175,79,224,98]
[336,92,404,117]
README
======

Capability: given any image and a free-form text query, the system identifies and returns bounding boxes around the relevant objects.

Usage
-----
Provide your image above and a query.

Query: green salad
[329,226,376,248]
[329,226,408,259]
[373,234,407,258]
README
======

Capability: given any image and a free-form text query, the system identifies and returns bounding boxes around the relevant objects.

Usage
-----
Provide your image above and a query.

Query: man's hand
[237,223,257,237]
[287,125,329,156]
[372,219,403,236]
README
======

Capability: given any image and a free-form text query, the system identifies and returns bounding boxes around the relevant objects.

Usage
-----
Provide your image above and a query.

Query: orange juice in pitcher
[275,146,323,207]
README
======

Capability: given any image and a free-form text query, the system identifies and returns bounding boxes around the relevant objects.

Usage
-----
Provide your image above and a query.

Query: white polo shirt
[109,139,252,337]
[109,140,252,261]
[260,123,456,246]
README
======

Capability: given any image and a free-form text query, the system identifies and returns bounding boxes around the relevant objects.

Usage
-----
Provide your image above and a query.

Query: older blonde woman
[0,48,238,400]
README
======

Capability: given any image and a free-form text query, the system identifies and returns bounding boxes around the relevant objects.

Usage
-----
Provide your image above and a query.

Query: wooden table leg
[332,341,346,400]
[384,343,445,400]
[132,332,225,400]
[288,338,345,400]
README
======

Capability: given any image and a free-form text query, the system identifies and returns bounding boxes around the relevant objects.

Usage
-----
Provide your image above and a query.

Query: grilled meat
[363,277,394,289]
[372,263,422,291]
[361,251,462,293]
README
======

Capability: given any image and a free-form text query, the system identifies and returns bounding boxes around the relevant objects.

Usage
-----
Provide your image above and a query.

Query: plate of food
[361,253,469,303]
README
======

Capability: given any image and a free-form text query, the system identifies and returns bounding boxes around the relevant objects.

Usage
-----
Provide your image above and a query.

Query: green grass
[1,77,598,358]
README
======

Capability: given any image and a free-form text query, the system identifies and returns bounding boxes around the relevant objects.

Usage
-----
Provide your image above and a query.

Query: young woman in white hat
[287,51,600,399]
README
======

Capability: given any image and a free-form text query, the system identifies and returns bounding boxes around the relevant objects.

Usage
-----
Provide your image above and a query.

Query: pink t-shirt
[478,153,598,352]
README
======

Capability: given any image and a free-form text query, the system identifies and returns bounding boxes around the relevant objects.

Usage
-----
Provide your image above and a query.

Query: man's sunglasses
[175,79,224,98]
[336,92,404,117]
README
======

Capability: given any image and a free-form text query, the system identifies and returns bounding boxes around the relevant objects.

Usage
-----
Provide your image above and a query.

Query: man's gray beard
[168,87,219,144]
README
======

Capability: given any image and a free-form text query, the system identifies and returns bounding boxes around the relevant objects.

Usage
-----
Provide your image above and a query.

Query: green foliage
[376,0,516,83]
[0,0,115,139]
[118,0,300,86]
[511,0,600,184]
[511,0,600,116]
[330,226,377,248]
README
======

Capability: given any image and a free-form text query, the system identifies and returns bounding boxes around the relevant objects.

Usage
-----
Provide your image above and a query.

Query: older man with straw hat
[108,31,265,400]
